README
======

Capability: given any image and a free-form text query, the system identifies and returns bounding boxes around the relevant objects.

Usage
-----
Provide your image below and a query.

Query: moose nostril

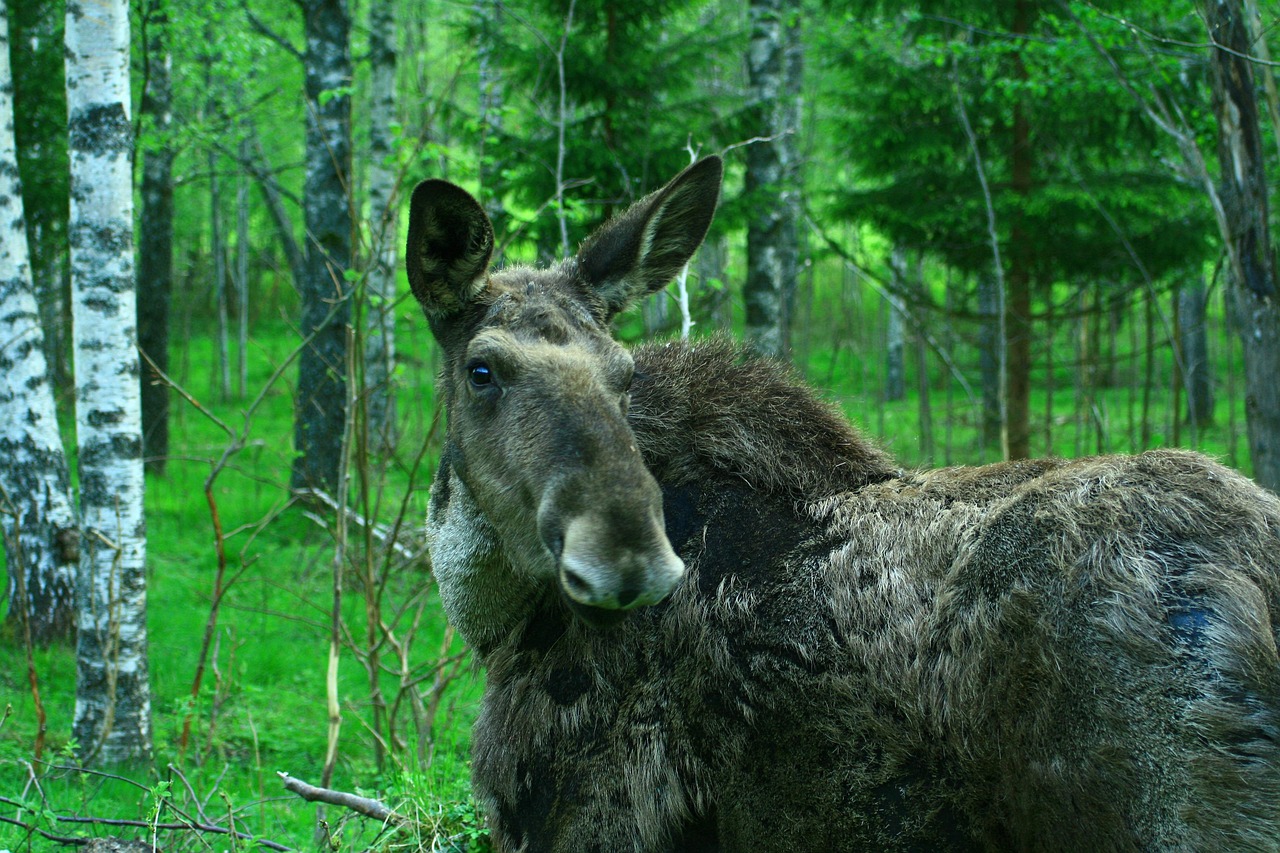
[617,586,640,608]
[561,566,593,600]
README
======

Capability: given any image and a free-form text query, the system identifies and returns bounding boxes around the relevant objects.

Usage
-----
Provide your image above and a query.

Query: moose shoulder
[406,156,1280,852]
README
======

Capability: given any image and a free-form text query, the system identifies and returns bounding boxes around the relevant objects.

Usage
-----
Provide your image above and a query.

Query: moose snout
[545,512,685,612]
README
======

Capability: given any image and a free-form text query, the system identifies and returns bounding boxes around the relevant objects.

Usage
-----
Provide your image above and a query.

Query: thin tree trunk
[886,247,906,401]
[743,0,801,359]
[909,253,933,466]
[364,0,398,452]
[209,146,231,400]
[476,0,506,228]
[977,272,1002,455]
[66,0,152,764]
[1201,0,1280,491]
[0,0,78,645]
[1141,286,1154,449]
[1180,278,1214,429]
[137,0,173,475]
[291,0,353,495]
[1171,282,1183,447]
[1005,0,1036,460]
[1043,298,1054,455]
[236,136,249,398]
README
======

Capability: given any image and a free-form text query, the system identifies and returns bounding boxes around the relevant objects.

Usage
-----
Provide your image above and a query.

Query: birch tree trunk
[0,0,78,645]
[291,0,353,494]
[363,0,397,452]
[743,0,801,359]
[1201,0,1280,492]
[66,0,152,763]
[137,0,173,474]
[476,0,506,227]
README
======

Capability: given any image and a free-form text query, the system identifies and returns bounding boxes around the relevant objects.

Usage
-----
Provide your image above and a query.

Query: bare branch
[277,772,401,824]
[242,0,303,60]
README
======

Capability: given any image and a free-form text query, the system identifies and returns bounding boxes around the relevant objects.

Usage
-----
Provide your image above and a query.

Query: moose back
[405,156,1280,851]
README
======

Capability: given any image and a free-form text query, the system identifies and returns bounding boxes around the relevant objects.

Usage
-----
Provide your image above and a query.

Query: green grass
[1,311,487,852]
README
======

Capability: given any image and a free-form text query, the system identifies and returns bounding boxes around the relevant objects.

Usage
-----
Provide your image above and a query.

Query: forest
[1,0,1279,849]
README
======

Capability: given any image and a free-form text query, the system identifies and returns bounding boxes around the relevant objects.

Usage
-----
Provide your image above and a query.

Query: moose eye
[468,362,494,388]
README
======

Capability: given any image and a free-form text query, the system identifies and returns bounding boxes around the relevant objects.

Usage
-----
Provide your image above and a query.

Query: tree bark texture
[363,0,397,452]
[977,272,1003,453]
[885,247,906,402]
[1202,0,1280,492]
[1005,0,1035,460]
[476,0,506,227]
[743,0,801,360]
[291,0,353,494]
[137,0,173,475]
[1179,280,1214,428]
[65,0,152,763]
[0,0,78,645]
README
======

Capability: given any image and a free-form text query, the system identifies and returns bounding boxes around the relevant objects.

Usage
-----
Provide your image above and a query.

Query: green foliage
[813,1,1212,282]
[0,313,486,851]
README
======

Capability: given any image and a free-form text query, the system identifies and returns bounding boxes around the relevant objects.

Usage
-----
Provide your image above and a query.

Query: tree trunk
[743,0,801,359]
[0,1,78,645]
[885,247,906,402]
[65,0,152,763]
[1175,280,1208,427]
[137,0,173,475]
[476,0,505,229]
[364,0,397,453]
[291,0,353,494]
[235,136,250,397]
[977,272,1003,455]
[1005,0,1036,460]
[209,146,231,400]
[1201,0,1280,492]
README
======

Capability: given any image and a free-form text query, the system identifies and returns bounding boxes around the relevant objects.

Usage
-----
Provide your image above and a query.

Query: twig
[0,806,292,851]
[294,488,422,561]
[277,772,401,824]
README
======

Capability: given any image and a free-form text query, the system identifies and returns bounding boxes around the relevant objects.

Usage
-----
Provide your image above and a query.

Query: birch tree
[363,0,397,452]
[66,0,151,763]
[744,0,802,359]
[291,0,353,494]
[0,0,78,645]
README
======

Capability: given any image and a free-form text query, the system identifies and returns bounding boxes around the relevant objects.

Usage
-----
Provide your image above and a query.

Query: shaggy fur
[408,158,1280,851]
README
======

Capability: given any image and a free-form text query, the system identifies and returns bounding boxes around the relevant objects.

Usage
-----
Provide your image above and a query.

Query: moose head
[406,157,724,624]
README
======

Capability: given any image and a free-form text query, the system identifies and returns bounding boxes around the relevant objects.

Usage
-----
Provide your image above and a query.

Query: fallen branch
[0,802,291,851]
[277,771,402,824]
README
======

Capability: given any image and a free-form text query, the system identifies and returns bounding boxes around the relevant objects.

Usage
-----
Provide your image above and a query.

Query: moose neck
[628,339,897,497]
[427,337,898,656]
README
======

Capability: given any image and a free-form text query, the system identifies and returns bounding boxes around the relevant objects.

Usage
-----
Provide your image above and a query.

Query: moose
[405,156,1280,851]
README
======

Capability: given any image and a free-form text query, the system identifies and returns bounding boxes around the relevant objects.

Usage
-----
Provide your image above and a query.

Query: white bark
[66,0,151,763]
[0,0,78,644]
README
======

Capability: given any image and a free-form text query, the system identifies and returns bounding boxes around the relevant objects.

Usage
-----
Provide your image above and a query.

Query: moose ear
[406,179,495,319]
[576,156,723,318]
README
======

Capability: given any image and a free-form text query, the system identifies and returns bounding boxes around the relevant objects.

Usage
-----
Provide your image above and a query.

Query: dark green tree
[816,1,1211,458]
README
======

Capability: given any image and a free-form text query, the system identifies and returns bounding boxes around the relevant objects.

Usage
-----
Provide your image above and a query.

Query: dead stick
[277,771,400,824]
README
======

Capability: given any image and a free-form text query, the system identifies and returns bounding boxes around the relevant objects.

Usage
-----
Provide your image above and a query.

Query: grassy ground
[1,311,488,851]
[0,267,1255,850]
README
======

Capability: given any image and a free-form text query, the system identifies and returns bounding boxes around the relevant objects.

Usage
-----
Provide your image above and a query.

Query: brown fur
[406,158,1280,851]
